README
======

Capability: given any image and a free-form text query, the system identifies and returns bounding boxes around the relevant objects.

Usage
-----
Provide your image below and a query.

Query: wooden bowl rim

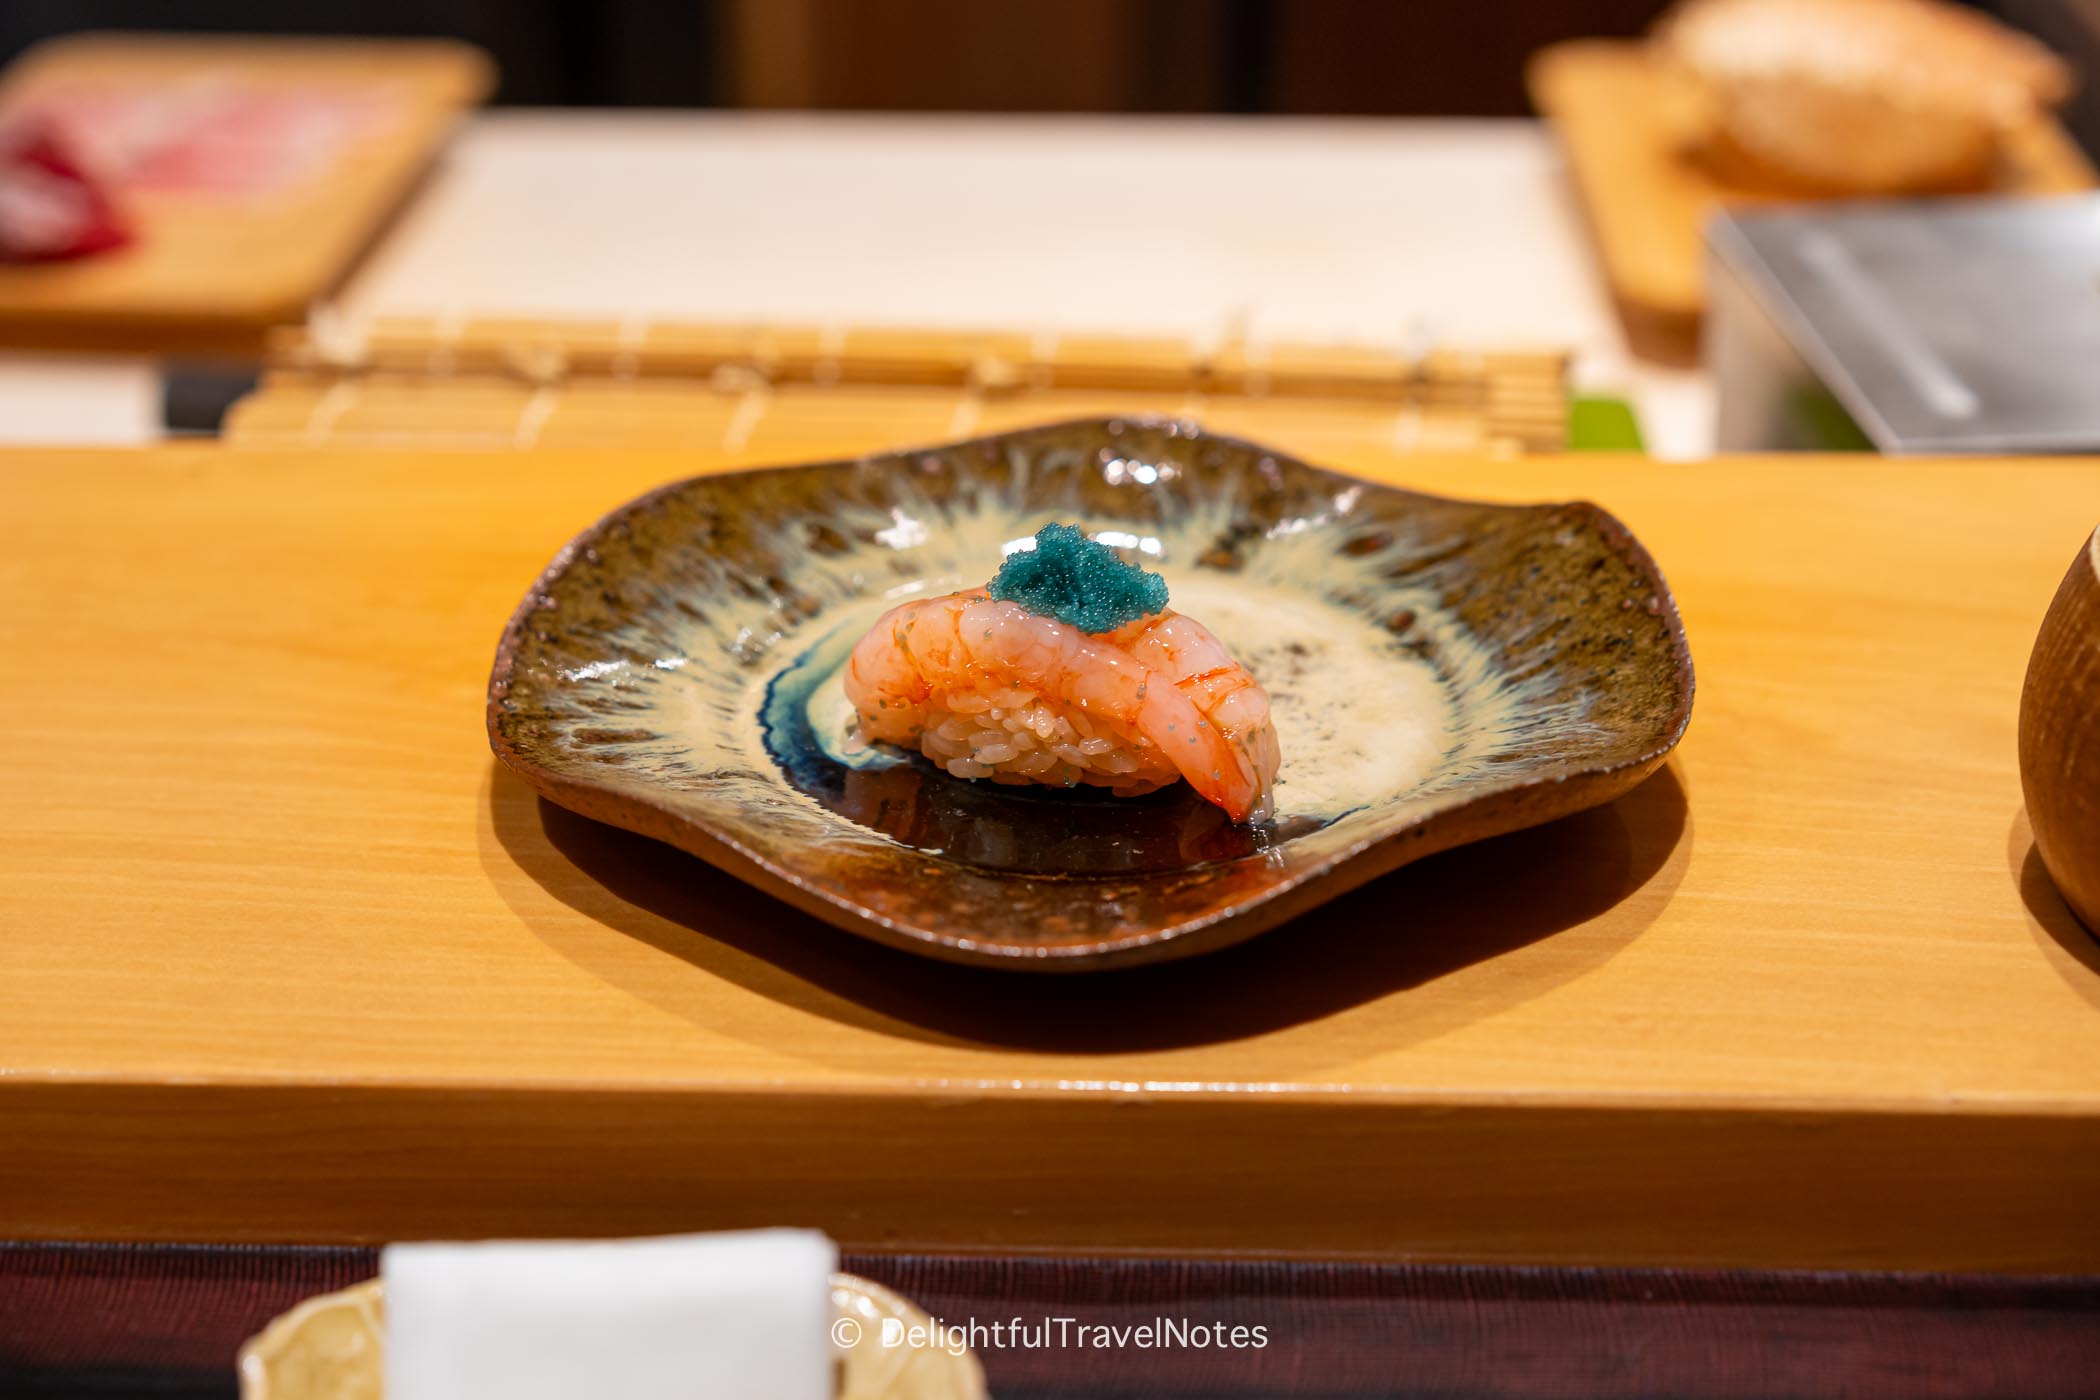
[237,1272,988,1399]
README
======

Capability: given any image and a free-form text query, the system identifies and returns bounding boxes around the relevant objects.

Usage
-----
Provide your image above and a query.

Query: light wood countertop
[5,442,2097,1268]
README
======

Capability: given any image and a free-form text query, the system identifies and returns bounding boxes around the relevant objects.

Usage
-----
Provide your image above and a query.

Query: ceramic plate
[488,418,1693,970]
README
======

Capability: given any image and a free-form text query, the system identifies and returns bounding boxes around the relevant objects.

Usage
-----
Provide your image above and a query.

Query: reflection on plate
[488,418,1693,969]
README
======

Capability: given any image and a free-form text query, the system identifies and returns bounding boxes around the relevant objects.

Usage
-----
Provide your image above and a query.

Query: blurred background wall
[0,1,1671,112]
[0,0,2092,136]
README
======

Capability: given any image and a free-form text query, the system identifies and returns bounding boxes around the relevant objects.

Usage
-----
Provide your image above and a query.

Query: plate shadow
[485,759,1691,1054]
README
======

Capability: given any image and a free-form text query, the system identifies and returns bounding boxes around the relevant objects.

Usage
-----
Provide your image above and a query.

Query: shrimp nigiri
[843,524,1281,823]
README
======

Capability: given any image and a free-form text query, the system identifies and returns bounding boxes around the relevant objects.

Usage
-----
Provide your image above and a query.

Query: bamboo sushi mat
[224,317,1569,458]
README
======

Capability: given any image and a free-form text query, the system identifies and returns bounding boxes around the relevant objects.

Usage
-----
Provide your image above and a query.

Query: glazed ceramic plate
[488,419,1693,969]
[238,1275,987,1399]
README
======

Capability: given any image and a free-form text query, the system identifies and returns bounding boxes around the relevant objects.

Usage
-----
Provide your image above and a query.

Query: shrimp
[844,587,1280,822]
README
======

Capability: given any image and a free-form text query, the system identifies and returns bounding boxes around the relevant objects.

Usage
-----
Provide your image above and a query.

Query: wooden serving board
[1527,39,2098,363]
[5,443,2100,1270]
[0,33,491,353]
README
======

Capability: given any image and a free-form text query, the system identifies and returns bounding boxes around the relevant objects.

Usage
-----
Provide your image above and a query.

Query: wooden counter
[4,442,2099,1270]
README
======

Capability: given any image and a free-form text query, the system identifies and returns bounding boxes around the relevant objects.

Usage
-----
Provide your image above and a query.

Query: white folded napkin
[382,1229,838,1400]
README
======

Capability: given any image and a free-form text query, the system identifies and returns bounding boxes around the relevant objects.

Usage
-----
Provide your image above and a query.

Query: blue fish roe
[986,522,1169,634]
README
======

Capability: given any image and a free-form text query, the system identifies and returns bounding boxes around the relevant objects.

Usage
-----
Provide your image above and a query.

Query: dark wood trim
[5,1242,2100,1397]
